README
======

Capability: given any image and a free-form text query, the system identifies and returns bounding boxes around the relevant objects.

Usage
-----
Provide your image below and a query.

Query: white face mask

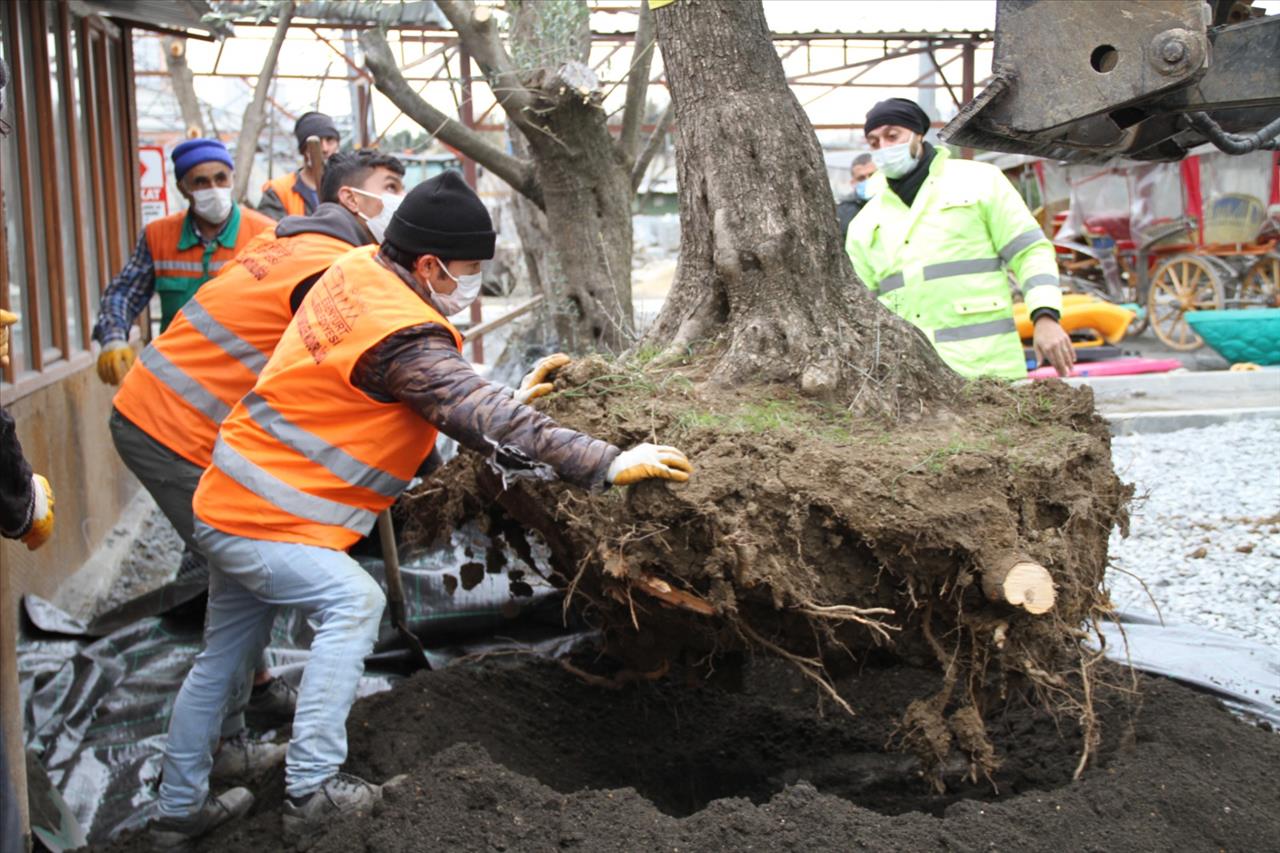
[427,259,483,316]
[190,187,233,224]
[870,138,920,180]
[351,188,404,244]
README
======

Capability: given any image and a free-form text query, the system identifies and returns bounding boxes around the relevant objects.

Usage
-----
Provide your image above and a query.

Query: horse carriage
[1046,150,1279,351]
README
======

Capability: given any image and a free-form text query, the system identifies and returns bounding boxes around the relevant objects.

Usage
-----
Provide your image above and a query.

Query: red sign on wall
[139,146,169,225]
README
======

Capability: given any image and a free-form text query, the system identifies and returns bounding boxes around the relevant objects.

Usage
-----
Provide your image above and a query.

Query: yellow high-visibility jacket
[845,148,1062,379]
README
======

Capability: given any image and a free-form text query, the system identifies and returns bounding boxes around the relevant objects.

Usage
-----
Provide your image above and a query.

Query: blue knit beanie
[171,138,234,181]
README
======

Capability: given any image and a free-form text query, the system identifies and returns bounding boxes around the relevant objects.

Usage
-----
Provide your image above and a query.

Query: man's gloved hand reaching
[0,308,17,368]
[21,473,54,550]
[514,353,571,404]
[607,443,693,486]
[96,340,136,385]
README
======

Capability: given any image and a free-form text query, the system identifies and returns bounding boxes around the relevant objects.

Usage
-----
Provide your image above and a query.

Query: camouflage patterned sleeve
[351,324,620,491]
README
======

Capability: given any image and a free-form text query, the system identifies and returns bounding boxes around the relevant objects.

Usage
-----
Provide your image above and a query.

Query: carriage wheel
[1147,255,1224,351]
[1238,252,1280,308]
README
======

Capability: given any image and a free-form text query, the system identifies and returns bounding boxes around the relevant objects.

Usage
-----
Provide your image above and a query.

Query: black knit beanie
[384,170,496,261]
[294,111,339,148]
[864,98,932,136]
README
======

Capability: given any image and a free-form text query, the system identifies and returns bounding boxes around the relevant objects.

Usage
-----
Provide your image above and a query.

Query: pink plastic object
[1027,357,1183,380]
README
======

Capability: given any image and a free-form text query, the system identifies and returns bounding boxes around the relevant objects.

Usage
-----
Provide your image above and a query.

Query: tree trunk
[647,0,955,411]
[162,36,205,138]
[519,84,636,351]
[232,1,295,202]
[363,0,636,354]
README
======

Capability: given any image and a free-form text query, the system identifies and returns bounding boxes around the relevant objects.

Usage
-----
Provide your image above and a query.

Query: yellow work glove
[514,353,571,404]
[606,443,693,486]
[21,474,54,550]
[0,308,17,368]
[96,340,136,385]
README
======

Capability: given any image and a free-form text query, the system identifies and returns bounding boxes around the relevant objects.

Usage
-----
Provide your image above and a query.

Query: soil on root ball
[403,356,1131,777]
[98,657,1280,853]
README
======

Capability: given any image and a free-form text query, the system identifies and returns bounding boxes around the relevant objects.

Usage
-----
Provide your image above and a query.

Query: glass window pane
[16,11,54,365]
[69,21,101,340]
[2,3,31,373]
[48,16,83,352]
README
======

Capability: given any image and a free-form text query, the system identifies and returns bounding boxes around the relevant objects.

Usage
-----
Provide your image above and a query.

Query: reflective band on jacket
[1021,273,1059,290]
[999,227,1046,263]
[212,437,376,535]
[241,392,410,498]
[879,272,905,294]
[139,345,231,422]
[934,316,1018,343]
[181,299,268,374]
[154,259,231,274]
[923,257,1002,279]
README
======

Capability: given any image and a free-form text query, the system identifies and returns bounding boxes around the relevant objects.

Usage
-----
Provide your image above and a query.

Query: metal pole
[459,47,483,364]
[961,39,976,159]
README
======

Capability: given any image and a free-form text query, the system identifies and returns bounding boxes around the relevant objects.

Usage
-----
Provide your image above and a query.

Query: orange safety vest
[262,172,311,218]
[146,205,276,331]
[194,245,463,550]
[114,227,365,468]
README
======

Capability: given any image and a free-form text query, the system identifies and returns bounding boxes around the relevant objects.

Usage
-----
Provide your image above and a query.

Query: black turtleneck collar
[887,141,937,208]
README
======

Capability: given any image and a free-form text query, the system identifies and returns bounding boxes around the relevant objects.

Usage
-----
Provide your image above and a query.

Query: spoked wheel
[1238,252,1280,308]
[1147,254,1224,350]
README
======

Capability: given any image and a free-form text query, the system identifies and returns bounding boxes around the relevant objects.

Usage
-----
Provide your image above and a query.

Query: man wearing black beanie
[258,111,341,220]
[150,169,693,846]
[846,97,1075,379]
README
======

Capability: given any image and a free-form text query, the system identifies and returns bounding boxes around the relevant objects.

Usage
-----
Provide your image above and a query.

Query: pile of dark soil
[100,656,1279,852]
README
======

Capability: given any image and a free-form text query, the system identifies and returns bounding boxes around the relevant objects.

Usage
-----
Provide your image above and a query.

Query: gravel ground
[1107,418,1280,648]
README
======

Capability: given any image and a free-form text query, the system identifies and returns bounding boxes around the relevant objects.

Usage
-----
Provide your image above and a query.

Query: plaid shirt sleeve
[92,232,155,345]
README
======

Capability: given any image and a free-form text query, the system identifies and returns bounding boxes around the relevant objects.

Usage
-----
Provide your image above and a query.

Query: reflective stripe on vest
[240,391,410,498]
[211,437,376,534]
[878,257,1002,294]
[181,298,269,374]
[138,345,232,422]
[934,316,1018,343]
[998,227,1046,263]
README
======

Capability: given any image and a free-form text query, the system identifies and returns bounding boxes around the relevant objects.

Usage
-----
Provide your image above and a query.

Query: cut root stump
[982,554,1056,615]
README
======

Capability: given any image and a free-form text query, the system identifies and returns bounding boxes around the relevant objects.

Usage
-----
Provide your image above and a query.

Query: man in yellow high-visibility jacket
[846,98,1075,379]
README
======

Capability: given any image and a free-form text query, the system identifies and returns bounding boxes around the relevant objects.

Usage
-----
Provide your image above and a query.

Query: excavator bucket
[941,0,1280,162]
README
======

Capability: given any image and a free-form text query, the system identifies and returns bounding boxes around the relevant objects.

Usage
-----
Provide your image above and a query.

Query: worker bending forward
[110,151,407,790]
[845,98,1075,379]
[150,172,693,847]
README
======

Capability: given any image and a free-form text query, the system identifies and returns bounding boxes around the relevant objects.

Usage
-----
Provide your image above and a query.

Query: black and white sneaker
[281,772,405,846]
[149,787,253,851]
[210,732,286,783]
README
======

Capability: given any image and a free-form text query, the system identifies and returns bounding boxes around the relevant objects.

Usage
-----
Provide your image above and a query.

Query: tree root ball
[404,356,1131,776]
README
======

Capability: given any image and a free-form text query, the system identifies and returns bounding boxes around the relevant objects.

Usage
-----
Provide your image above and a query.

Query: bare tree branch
[631,101,673,192]
[618,0,655,164]
[162,36,205,138]
[360,28,543,208]
[233,1,295,202]
[436,0,537,126]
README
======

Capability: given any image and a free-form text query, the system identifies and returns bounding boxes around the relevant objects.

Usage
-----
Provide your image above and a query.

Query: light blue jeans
[157,522,386,816]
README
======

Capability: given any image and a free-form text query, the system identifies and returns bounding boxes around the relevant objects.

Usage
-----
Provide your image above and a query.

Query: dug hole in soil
[102,359,1279,851]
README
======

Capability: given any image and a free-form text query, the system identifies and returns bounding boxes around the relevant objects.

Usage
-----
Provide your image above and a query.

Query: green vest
[145,204,263,332]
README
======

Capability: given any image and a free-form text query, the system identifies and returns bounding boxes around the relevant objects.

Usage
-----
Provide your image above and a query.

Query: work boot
[245,677,298,727]
[149,787,253,851]
[210,732,286,784]
[282,772,405,846]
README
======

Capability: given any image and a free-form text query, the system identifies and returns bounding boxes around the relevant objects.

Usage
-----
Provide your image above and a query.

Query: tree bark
[363,0,636,352]
[232,1,295,202]
[647,0,956,411]
[162,36,205,138]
